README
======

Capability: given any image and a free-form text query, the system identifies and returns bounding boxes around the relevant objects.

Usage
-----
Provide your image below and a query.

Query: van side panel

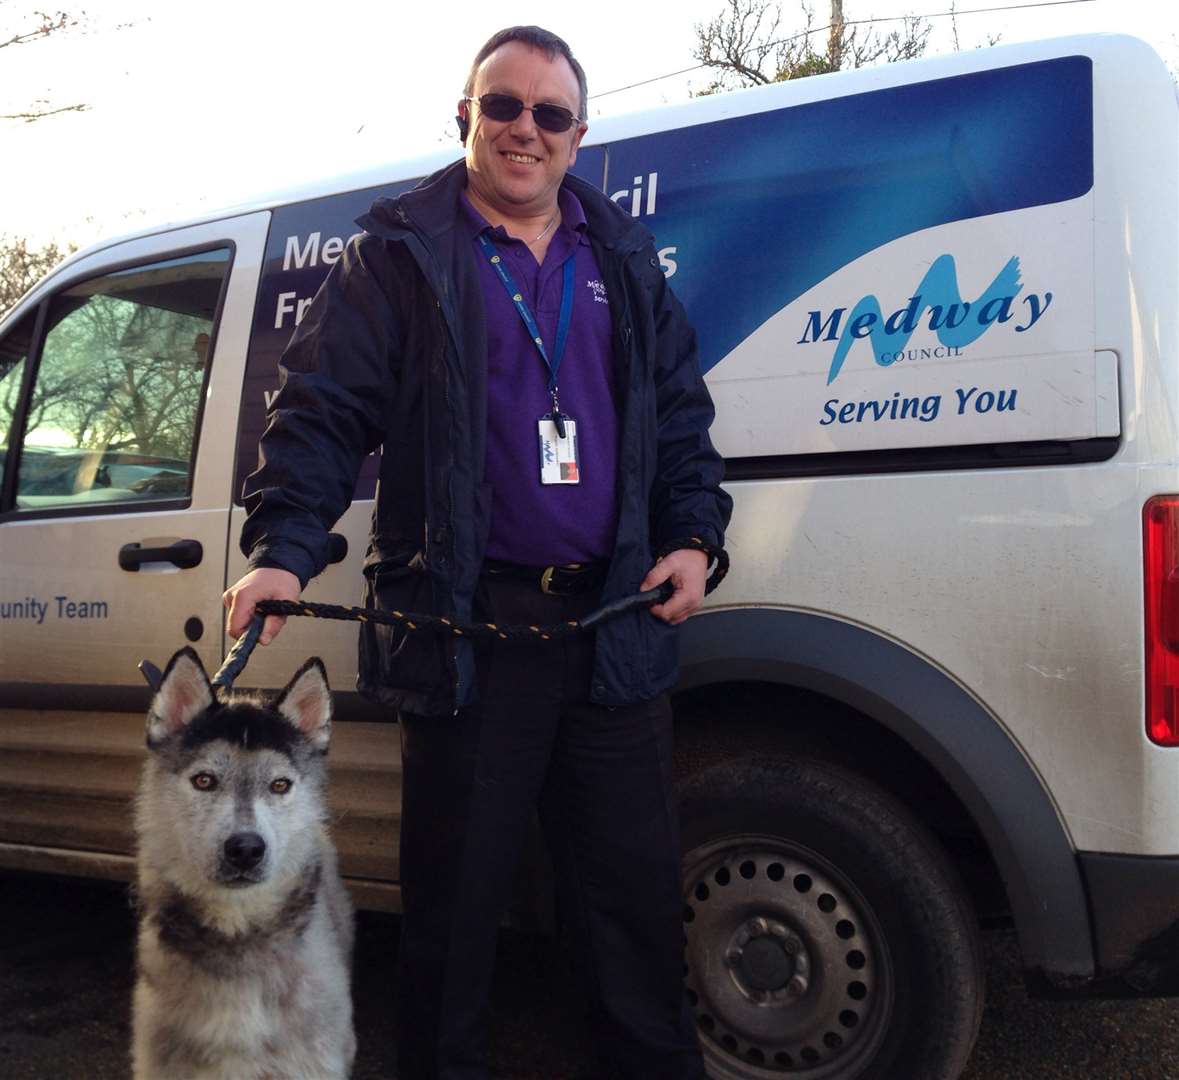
[606,57,1101,464]
[606,57,1093,377]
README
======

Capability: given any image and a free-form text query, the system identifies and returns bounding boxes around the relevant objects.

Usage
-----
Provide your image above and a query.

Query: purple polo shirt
[461,188,619,566]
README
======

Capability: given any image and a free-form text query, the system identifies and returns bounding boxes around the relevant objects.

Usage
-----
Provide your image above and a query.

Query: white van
[1,32,1175,1080]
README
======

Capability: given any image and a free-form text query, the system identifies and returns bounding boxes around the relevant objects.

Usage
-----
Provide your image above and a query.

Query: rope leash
[206,547,729,691]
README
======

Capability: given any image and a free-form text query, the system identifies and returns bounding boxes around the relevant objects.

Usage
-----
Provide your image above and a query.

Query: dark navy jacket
[241,159,732,715]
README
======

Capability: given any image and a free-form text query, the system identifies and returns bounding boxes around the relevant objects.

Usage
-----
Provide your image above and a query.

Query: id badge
[538,415,580,484]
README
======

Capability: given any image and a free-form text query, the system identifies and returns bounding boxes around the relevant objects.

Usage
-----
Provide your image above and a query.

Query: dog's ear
[147,648,214,748]
[274,658,332,752]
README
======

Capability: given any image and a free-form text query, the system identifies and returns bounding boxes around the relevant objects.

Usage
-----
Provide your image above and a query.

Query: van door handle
[119,539,204,571]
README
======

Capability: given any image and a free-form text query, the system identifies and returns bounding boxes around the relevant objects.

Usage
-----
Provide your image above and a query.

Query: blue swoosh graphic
[603,56,1092,372]
[826,254,1023,383]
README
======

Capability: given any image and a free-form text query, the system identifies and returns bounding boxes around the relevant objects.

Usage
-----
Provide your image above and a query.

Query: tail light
[1144,496,1179,744]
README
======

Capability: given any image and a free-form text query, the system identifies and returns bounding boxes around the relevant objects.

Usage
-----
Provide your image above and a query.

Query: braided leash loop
[255,598,592,641]
[211,612,264,689]
[212,548,729,690]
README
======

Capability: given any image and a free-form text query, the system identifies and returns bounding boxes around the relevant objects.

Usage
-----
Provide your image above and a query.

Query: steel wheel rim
[682,833,894,1078]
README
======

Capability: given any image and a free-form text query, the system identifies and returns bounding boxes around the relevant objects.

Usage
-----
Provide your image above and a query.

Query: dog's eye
[191,772,218,791]
[270,778,292,795]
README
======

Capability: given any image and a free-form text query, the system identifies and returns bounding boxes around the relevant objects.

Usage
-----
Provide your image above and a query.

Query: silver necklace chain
[530,211,559,244]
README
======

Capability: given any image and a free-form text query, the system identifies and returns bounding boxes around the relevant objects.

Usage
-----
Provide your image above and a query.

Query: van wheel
[678,758,984,1080]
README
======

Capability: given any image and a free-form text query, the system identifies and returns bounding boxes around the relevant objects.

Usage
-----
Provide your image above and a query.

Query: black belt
[482,558,608,596]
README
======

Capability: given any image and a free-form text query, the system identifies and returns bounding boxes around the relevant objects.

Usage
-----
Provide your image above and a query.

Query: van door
[0,213,269,705]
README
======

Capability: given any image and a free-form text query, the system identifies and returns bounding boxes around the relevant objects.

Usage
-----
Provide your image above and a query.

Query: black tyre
[678,757,984,1080]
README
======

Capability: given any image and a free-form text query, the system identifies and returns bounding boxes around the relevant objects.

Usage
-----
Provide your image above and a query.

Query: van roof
[24,33,1171,294]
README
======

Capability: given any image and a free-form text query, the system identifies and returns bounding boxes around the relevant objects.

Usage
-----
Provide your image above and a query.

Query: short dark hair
[463,26,588,122]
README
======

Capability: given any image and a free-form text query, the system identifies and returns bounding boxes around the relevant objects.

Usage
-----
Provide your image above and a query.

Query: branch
[2,102,88,122]
[694,0,783,89]
[694,0,932,89]
[0,10,79,50]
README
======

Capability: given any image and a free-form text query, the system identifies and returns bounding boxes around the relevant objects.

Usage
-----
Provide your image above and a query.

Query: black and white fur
[132,647,355,1080]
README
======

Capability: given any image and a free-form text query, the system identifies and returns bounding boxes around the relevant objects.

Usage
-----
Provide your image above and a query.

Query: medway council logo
[796,254,1054,385]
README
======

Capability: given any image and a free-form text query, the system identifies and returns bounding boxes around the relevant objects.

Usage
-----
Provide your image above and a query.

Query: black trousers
[394,577,705,1080]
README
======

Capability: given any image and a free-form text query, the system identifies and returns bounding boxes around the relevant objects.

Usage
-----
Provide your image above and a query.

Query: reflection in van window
[14,249,229,510]
[0,309,37,458]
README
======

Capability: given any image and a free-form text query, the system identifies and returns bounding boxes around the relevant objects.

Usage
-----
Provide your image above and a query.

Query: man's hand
[641,548,709,626]
[223,568,302,645]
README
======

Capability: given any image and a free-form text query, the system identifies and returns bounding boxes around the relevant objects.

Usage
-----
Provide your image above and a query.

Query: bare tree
[3,235,212,472]
[0,232,73,449]
[0,234,75,320]
[948,0,1002,53]
[1,4,138,123]
[694,0,932,94]
[0,4,89,122]
[18,293,206,459]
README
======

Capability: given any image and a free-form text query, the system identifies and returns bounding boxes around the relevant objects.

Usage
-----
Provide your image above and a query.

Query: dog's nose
[224,832,266,870]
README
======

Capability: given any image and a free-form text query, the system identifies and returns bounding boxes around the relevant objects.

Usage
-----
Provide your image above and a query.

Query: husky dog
[132,647,356,1080]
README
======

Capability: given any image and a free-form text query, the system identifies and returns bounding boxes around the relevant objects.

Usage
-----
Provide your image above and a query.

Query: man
[224,25,731,1080]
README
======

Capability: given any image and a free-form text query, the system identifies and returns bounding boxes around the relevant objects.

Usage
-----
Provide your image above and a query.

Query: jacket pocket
[643,607,680,688]
[356,561,454,713]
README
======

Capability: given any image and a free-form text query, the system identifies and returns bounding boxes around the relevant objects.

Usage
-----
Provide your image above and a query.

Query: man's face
[461,41,587,220]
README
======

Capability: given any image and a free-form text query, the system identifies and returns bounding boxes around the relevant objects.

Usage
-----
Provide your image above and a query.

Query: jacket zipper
[397,205,465,709]
[434,296,463,710]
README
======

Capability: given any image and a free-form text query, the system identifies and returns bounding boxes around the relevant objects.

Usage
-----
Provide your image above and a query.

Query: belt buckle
[540,566,556,594]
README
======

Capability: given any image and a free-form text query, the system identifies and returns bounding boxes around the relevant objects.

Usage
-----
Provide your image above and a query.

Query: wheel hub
[726,916,810,1001]
[681,836,893,1077]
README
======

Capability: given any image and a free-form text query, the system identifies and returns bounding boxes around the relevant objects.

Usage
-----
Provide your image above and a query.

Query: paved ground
[2,872,1178,1078]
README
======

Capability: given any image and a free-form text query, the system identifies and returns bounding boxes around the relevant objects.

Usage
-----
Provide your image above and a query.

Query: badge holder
[538,413,579,484]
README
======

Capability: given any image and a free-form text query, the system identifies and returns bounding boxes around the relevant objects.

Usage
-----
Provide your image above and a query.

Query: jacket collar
[356,157,467,240]
[356,158,651,254]
[565,170,652,254]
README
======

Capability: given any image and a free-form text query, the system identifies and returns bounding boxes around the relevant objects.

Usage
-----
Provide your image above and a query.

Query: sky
[1,0,1177,250]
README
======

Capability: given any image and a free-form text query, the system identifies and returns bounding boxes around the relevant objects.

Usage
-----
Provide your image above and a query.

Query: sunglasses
[464,94,582,133]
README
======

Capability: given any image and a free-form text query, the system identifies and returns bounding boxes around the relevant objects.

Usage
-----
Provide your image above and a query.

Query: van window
[0,308,37,459]
[10,249,230,510]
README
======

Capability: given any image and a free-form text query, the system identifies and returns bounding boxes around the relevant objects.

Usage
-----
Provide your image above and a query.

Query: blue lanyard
[477,231,576,427]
